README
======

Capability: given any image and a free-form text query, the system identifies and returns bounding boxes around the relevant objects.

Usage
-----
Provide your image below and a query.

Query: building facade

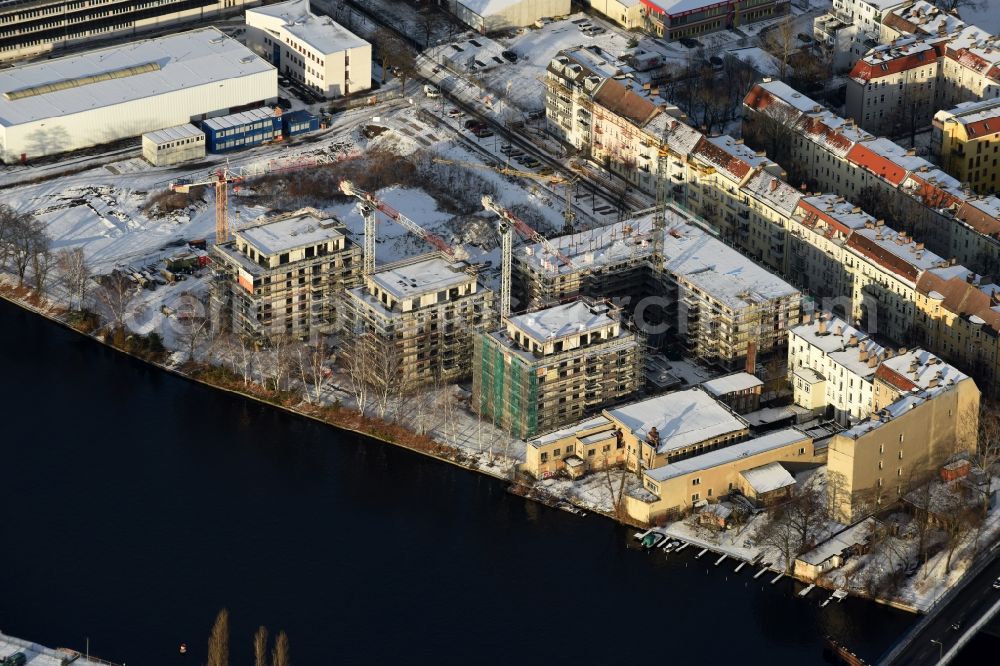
[142,123,205,166]
[344,253,494,387]
[0,27,276,162]
[246,0,371,98]
[0,0,260,62]
[449,0,571,33]
[473,299,641,439]
[932,99,1000,195]
[211,207,361,340]
[827,350,978,522]
[640,0,789,42]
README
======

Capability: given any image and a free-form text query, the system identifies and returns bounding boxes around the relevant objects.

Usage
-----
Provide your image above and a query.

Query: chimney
[849,334,859,347]
[818,318,828,334]
[770,178,779,192]
[647,426,660,447]
[859,345,869,361]
[967,272,975,283]
[868,355,879,368]
[746,340,757,375]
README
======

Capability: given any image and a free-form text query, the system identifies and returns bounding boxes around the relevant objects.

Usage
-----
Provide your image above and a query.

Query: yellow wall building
[933,99,1000,196]
[626,428,817,525]
[827,350,979,523]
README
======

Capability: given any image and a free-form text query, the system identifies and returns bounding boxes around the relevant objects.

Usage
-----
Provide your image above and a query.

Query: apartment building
[743,80,1000,278]
[472,299,642,439]
[246,0,371,98]
[661,217,801,371]
[932,99,1000,194]
[846,25,1000,137]
[880,0,966,43]
[0,0,260,62]
[211,207,361,340]
[640,0,790,42]
[626,428,816,524]
[845,36,947,138]
[788,312,888,425]
[701,372,764,414]
[813,0,909,70]
[343,253,494,387]
[827,349,978,522]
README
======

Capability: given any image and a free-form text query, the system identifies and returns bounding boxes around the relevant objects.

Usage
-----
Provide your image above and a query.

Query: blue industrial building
[281,110,319,137]
[202,107,282,153]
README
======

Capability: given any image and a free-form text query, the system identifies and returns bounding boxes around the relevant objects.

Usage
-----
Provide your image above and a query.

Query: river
[0,297,925,665]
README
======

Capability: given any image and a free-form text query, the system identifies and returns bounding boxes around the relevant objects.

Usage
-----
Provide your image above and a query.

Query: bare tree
[939,482,982,573]
[253,626,269,666]
[174,292,213,363]
[375,28,415,91]
[962,400,1000,512]
[8,213,48,287]
[743,101,800,175]
[56,247,90,310]
[761,15,798,80]
[95,271,140,332]
[756,484,827,572]
[0,204,17,269]
[295,337,334,405]
[206,609,230,666]
[31,241,53,297]
[271,630,290,666]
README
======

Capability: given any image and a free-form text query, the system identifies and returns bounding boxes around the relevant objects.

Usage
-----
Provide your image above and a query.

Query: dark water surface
[0,297,919,665]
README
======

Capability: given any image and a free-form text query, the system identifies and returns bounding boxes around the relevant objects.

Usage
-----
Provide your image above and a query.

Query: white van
[424,84,440,98]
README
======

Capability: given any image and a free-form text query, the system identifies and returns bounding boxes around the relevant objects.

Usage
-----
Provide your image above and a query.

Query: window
[553,448,560,457]
[707,488,713,497]
[898,450,903,460]
[692,478,701,486]
[587,449,595,458]
[798,447,805,455]
[540,452,548,463]
[691,493,700,502]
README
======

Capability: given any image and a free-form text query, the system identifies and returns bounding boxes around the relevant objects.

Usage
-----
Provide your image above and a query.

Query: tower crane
[170,154,340,245]
[339,180,468,277]
[482,194,574,318]
[432,157,579,232]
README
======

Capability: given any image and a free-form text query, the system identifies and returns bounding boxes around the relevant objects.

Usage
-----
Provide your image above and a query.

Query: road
[881,551,1000,665]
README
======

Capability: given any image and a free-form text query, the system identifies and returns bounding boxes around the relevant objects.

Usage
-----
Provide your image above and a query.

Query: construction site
[472,297,642,439]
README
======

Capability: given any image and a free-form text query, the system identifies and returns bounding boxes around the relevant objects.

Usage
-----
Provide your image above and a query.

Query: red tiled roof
[797,198,854,236]
[846,233,920,282]
[593,79,659,128]
[875,364,918,392]
[692,136,752,180]
[907,174,962,211]
[847,143,908,185]
[850,42,947,82]
[916,271,1000,331]
[954,200,1000,237]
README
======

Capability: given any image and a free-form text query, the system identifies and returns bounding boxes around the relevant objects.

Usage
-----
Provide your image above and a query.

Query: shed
[202,107,282,153]
[281,109,319,137]
[142,123,205,166]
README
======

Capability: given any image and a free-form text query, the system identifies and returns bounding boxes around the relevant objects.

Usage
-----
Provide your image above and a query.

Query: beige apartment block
[827,350,978,522]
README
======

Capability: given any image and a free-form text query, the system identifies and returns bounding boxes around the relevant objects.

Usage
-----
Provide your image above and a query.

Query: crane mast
[340,180,467,275]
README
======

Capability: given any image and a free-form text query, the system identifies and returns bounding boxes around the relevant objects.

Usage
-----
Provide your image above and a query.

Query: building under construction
[473,298,642,439]
[513,205,801,372]
[212,207,361,340]
[343,252,494,387]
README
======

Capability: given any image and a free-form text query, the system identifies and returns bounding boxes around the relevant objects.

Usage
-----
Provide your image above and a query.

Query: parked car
[993,577,1000,589]
[679,37,702,49]
[798,33,813,43]
[522,157,541,168]
[447,107,464,118]
[424,84,441,98]
[465,119,486,131]
[474,128,494,138]
[277,96,292,110]
[501,50,518,62]
[500,144,514,154]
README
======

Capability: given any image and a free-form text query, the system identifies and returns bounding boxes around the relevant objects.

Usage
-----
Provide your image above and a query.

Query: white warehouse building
[449,0,571,33]
[0,27,277,163]
[245,0,371,98]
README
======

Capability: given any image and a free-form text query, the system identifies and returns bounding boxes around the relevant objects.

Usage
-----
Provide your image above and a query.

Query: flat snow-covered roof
[507,300,616,343]
[0,27,273,127]
[238,211,344,256]
[702,372,764,397]
[248,0,368,53]
[457,0,530,16]
[741,461,797,494]
[203,107,277,131]
[143,123,203,145]
[646,428,808,483]
[371,255,473,299]
[607,388,747,454]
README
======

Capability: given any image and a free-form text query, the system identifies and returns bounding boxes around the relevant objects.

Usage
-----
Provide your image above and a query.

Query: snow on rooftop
[143,122,203,145]
[742,170,802,216]
[645,428,808,483]
[237,209,344,256]
[0,632,109,666]
[247,0,368,53]
[0,27,273,127]
[507,300,616,343]
[203,107,277,132]
[801,194,877,230]
[790,313,887,380]
[644,0,733,14]
[798,518,875,566]
[741,461,797,494]
[458,0,538,15]
[879,349,968,391]
[852,226,946,276]
[758,79,827,114]
[606,388,747,453]
[663,223,800,310]
[701,372,764,397]
[371,254,474,300]
[529,414,613,447]
[726,47,783,78]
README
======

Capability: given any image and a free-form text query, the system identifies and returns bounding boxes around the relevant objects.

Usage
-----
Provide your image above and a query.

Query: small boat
[641,533,665,549]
